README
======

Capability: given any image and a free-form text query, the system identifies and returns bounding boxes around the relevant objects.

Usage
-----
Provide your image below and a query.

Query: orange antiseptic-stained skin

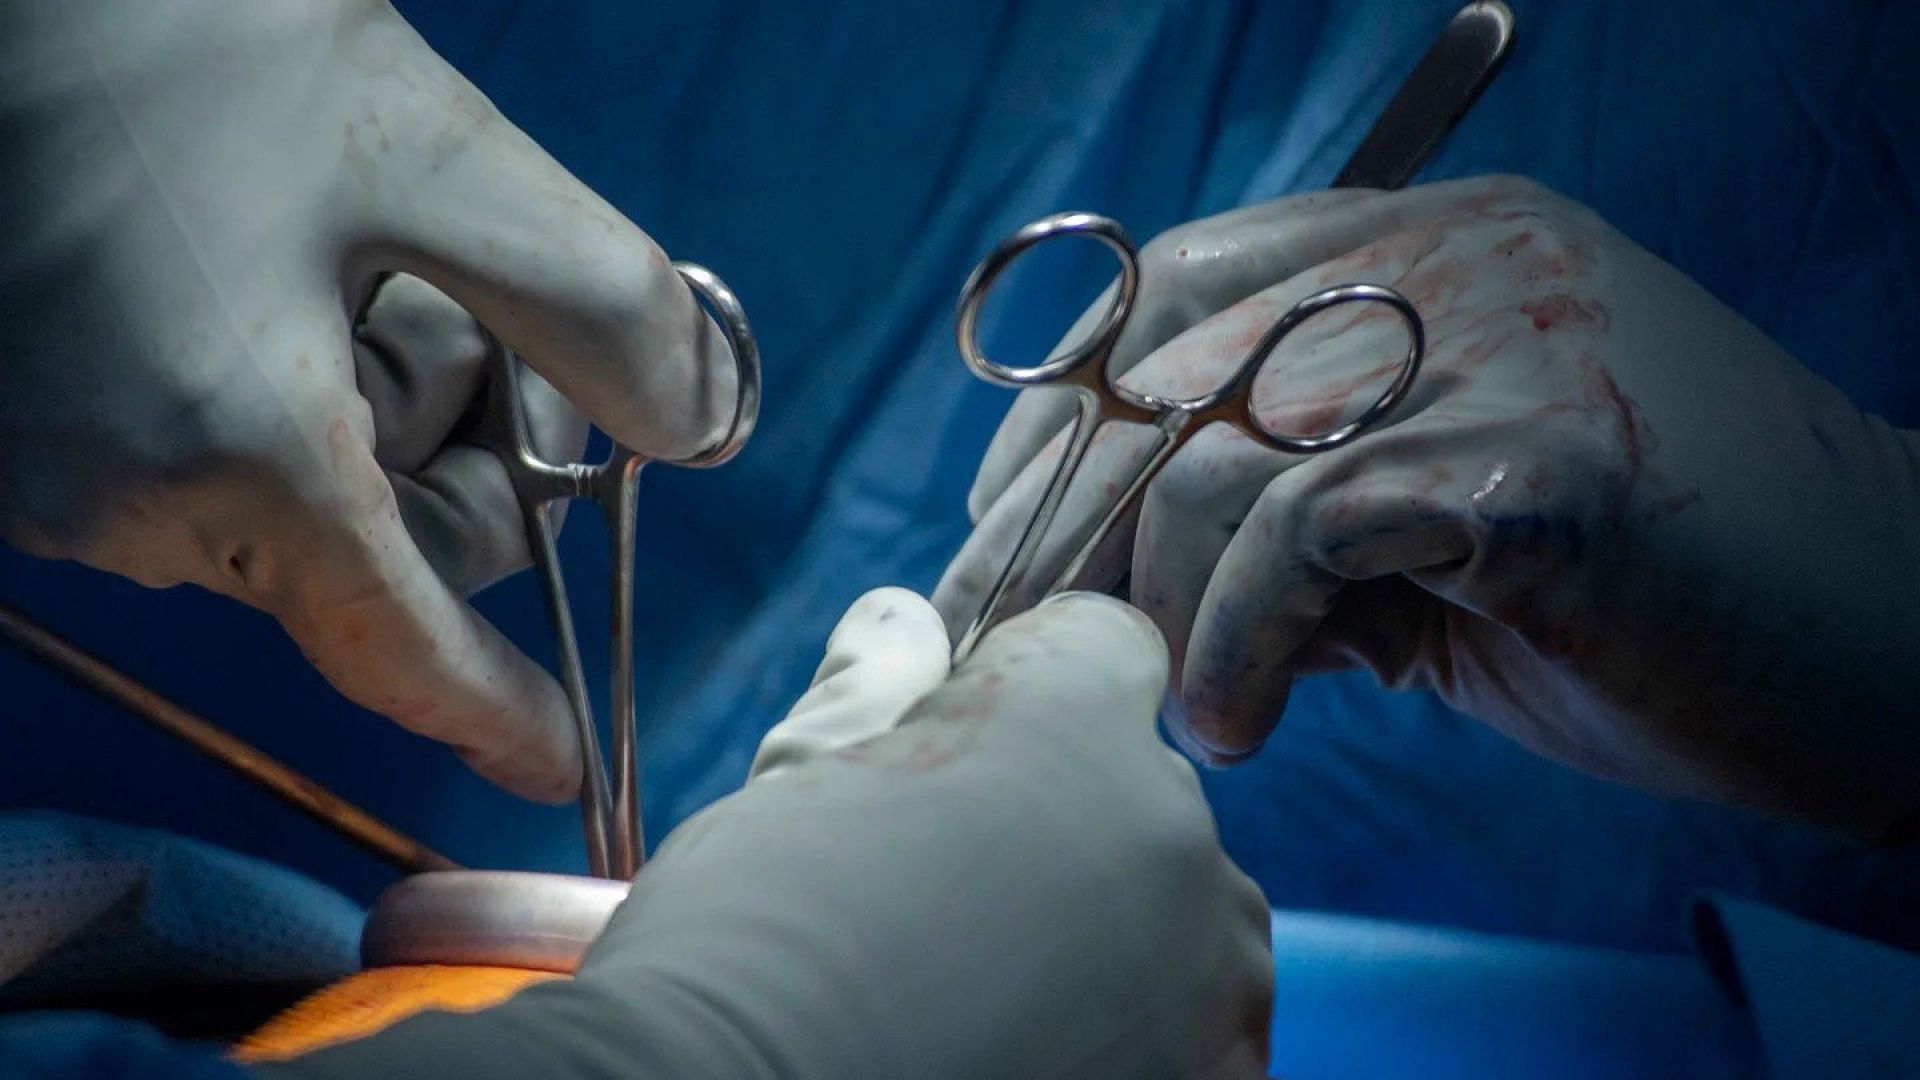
[231,965,565,1064]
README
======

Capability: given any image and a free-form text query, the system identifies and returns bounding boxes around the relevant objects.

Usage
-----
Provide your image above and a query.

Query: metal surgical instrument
[0,599,458,875]
[0,262,760,887]
[481,262,760,880]
[949,1,1511,661]
[951,220,1423,659]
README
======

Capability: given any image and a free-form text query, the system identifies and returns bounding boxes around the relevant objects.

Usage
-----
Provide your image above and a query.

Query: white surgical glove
[260,589,1275,1079]
[0,1,736,801]
[940,176,1920,840]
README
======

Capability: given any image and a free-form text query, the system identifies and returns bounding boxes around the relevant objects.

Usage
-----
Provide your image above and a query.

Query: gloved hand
[259,589,1275,1079]
[0,0,736,801]
[940,175,1920,839]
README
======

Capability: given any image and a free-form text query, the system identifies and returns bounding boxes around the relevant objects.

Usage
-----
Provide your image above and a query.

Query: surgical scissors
[951,213,1423,661]
[483,262,759,880]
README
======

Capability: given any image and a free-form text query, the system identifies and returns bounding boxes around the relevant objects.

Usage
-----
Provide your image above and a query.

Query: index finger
[238,407,582,802]
[345,7,736,460]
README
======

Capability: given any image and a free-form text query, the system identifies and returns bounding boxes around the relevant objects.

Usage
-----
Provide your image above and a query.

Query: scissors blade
[1333,0,1515,191]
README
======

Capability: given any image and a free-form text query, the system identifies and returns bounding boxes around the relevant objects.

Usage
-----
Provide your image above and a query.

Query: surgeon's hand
[941,175,1920,839]
[0,1,735,800]
[261,589,1275,1079]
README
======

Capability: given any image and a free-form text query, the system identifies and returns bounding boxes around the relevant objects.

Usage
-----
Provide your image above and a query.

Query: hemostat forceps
[482,263,759,880]
[950,217,1423,661]
[948,1,1514,660]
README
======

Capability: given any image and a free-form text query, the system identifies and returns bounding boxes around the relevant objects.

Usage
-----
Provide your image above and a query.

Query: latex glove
[0,1,736,800]
[939,176,1920,839]
[260,590,1275,1079]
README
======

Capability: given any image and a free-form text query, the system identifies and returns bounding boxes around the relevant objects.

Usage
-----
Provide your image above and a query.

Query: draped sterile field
[1,0,1917,1072]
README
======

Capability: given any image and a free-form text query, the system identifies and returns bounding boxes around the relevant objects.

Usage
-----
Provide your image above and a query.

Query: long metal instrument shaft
[1334,1,1514,190]
[0,599,458,875]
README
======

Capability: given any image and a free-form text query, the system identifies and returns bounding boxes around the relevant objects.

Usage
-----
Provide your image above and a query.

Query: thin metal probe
[514,476,616,880]
[491,344,618,879]
[603,457,644,880]
[0,599,459,875]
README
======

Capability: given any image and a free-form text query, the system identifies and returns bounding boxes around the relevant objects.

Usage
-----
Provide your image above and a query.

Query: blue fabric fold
[0,812,360,1006]
[1691,892,1920,1079]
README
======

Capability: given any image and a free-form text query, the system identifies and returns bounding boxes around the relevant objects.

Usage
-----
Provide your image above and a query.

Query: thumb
[749,588,951,782]
[241,409,582,803]
[915,592,1171,751]
[349,7,736,459]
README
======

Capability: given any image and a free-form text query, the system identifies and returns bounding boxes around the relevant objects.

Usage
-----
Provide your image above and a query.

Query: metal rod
[1333,0,1516,190]
[521,499,615,879]
[605,457,644,879]
[0,599,459,875]
[953,389,1104,661]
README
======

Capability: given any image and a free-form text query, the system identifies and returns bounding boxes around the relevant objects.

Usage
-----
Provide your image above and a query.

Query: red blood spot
[1262,353,1403,436]
[1399,258,1471,315]
[1496,230,1534,257]
[1520,293,1609,333]
[1581,359,1645,474]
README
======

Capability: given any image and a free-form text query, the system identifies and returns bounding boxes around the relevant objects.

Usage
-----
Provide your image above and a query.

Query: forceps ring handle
[955,212,1142,393]
[1237,283,1426,456]
[670,262,762,469]
[602,262,762,880]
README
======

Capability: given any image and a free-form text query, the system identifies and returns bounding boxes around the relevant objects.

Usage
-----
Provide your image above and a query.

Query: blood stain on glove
[1521,294,1609,333]
[837,672,1007,772]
